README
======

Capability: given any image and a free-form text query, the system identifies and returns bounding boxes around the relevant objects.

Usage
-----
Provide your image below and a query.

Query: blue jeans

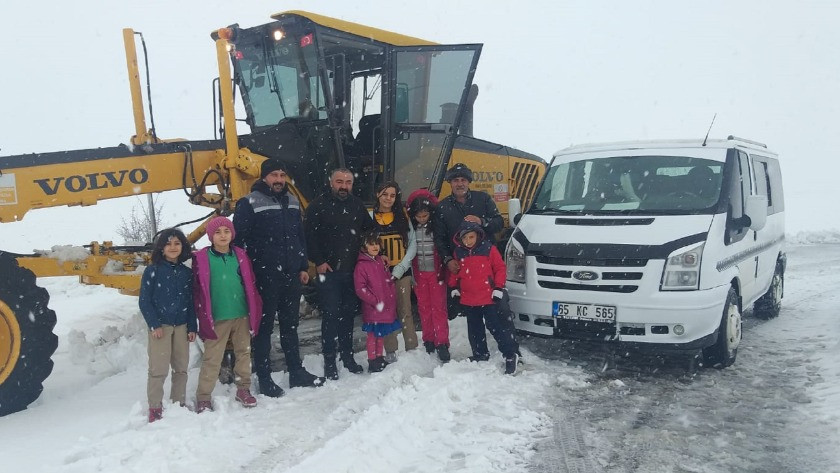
[316,272,359,357]
[463,304,519,359]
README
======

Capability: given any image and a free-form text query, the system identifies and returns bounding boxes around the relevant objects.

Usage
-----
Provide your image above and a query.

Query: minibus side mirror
[744,194,768,231]
[509,198,522,226]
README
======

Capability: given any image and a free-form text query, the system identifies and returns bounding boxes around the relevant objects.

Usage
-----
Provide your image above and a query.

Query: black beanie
[260,159,286,179]
[445,163,473,182]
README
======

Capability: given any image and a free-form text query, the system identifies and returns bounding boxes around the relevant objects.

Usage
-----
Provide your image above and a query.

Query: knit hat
[260,159,287,179]
[455,220,483,241]
[405,188,439,208]
[205,216,235,243]
[445,163,473,182]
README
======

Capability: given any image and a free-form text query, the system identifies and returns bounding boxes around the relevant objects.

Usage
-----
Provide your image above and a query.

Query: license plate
[552,301,616,322]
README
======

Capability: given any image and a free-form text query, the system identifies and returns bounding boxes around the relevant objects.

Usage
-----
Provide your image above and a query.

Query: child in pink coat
[406,189,450,363]
[193,216,263,411]
[354,231,401,373]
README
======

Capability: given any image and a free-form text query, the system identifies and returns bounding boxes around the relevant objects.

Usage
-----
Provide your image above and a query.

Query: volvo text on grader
[0,10,545,416]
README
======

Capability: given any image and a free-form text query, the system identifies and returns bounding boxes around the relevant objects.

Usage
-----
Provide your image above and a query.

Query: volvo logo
[572,270,599,281]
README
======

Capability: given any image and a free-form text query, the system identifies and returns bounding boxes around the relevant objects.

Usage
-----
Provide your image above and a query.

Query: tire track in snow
[525,244,840,472]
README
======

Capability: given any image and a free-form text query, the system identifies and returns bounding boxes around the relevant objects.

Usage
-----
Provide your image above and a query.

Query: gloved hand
[450,289,461,302]
[492,289,504,302]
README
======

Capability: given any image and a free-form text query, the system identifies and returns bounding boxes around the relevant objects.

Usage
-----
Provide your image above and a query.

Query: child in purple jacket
[354,231,401,373]
[193,216,263,412]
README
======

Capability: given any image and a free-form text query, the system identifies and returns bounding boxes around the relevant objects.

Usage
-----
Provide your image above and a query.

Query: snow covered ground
[1,241,839,472]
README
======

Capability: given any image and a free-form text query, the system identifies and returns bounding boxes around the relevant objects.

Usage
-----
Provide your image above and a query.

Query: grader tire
[0,252,58,416]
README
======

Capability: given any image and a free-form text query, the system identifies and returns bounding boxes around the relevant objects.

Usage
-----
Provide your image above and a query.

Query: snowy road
[526,243,840,473]
[0,243,838,472]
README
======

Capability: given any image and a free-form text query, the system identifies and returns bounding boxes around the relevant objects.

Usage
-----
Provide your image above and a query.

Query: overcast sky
[1,1,838,252]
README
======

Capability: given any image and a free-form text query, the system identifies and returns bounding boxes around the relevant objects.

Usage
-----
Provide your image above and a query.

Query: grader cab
[0,10,545,416]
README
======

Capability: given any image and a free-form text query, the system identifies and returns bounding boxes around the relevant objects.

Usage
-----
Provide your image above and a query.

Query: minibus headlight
[661,243,704,291]
[506,240,526,283]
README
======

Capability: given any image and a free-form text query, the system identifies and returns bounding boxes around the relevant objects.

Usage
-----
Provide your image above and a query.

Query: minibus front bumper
[508,281,731,351]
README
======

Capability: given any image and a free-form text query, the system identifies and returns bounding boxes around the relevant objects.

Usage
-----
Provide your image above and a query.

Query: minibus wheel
[702,286,740,368]
[753,262,783,320]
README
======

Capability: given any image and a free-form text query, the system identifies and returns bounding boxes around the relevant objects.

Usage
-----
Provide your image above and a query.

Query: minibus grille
[535,255,648,267]
[537,281,638,293]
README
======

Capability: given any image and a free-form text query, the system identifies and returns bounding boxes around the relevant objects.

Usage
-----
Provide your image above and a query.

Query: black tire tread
[702,286,739,369]
[754,263,783,320]
[0,252,58,416]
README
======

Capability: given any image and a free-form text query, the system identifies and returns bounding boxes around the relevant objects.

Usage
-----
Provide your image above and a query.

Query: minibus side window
[725,151,752,244]
[767,159,785,213]
[753,159,771,207]
[753,156,782,215]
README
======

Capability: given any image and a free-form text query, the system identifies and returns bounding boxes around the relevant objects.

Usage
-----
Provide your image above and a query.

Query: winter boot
[504,354,519,375]
[148,407,163,423]
[195,400,213,413]
[235,388,257,407]
[341,354,365,374]
[468,353,490,362]
[323,356,339,381]
[436,344,451,363]
[291,367,327,387]
[368,357,386,373]
[424,341,436,354]
[258,376,285,398]
[384,351,398,364]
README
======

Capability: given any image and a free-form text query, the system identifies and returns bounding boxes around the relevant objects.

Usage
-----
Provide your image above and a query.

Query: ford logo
[573,270,599,281]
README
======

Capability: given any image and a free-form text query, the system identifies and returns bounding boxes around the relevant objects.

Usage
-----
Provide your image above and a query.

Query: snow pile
[787,229,840,244]
[38,245,90,262]
[1,277,554,473]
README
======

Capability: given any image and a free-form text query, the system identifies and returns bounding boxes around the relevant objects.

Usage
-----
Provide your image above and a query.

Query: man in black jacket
[233,160,325,396]
[433,163,504,327]
[304,168,373,380]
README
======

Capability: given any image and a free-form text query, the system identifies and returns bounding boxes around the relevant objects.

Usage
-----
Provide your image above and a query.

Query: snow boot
[323,356,339,381]
[291,367,327,387]
[468,353,490,362]
[384,351,398,364]
[148,407,163,423]
[424,341,436,354]
[341,354,365,374]
[235,388,257,407]
[436,344,451,363]
[195,400,213,413]
[504,354,519,375]
[368,357,386,373]
[259,376,285,398]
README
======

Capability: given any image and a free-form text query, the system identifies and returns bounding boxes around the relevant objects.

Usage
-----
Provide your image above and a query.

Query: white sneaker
[384,352,398,364]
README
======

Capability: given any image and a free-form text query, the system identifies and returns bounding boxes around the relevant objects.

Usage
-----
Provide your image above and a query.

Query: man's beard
[270,182,286,194]
[333,188,350,200]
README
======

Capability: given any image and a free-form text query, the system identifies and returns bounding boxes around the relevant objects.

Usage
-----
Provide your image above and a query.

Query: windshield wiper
[262,40,288,117]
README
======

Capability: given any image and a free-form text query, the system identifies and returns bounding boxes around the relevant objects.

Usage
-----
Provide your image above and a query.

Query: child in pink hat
[192,216,263,411]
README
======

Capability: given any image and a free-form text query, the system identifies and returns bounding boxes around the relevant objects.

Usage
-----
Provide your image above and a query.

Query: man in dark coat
[433,163,504,324]
[304,168,373,380]
[233,159,325,396]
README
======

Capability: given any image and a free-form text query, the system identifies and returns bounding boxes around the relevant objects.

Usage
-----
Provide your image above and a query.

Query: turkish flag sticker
[300,33,313,47]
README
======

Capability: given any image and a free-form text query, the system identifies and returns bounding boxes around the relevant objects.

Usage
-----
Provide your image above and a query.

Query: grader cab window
[234,34,326,129]
[392,48,479,193]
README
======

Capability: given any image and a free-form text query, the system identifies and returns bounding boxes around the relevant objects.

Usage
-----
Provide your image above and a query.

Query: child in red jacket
[447,221,520,374]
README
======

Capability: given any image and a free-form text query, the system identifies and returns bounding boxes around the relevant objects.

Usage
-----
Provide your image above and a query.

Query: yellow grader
[0,10,545,415]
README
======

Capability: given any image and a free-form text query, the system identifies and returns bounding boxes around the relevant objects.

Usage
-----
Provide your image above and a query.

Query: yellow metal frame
[17,242,148,295]
[272,10,438,46]
[0,300,22,384]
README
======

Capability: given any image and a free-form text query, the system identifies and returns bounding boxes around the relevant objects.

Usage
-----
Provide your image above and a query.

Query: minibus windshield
[532,155,724,214]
